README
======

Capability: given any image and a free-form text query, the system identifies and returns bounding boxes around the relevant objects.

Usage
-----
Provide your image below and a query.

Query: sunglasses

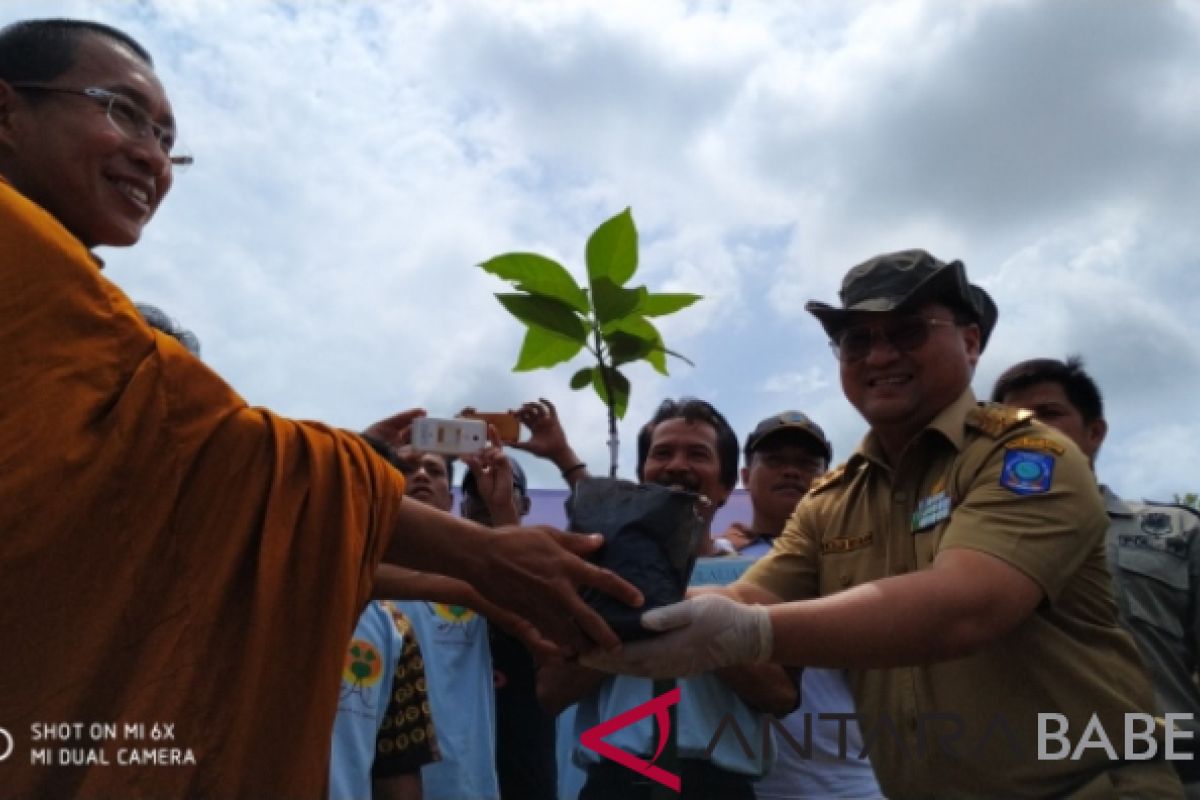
[830,316,960,362]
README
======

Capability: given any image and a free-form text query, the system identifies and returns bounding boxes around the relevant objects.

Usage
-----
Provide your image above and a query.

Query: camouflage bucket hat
[804,249,998,350]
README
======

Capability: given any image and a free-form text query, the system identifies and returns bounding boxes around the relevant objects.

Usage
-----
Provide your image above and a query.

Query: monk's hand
[472,526,642,655]
[581,594,773,678]
[442,581,562,664]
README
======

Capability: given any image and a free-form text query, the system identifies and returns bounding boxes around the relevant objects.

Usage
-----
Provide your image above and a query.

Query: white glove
[582,594,773,678]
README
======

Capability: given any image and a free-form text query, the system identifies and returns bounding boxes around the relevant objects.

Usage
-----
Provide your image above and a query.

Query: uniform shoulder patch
[1000,449,1055,496]
[808,463,849,496]
[967,403,1035,439]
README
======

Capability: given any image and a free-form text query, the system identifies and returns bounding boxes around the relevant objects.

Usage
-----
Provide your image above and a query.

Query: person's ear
[518,495,531,517]
[1086,417,1108,459]
[740,465,750,488]
[961,323,982,368]
[0,81,25,150]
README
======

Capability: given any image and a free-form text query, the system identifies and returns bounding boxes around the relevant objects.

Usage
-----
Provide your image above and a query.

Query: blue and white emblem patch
[1000,450,1055,496]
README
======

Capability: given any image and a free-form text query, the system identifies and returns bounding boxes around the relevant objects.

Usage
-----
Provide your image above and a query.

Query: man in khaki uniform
[993,355,1200,796]
[586,251,1182,797]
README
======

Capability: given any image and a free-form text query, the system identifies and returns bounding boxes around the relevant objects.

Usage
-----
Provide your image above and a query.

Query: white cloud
[760,367,832,395]
[3,0,1196,500]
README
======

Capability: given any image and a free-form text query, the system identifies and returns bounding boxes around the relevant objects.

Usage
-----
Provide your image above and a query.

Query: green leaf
[513,327,586,372]
[585,208,638,287]
[495,293,588,343]
[603,316,669,375]
[605,331,655,366]
[603,314,659,339]
[479,253,589,314]
[645,345,668,375]
[659,345,695,368]
[592,278,645,325]
[642,292,702,317]
[592,366,631,420]
[569,367,593,390]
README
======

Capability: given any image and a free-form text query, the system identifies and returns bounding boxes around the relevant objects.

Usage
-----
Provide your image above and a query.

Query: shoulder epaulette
[808,463,849,496]
[966,403,1034,439]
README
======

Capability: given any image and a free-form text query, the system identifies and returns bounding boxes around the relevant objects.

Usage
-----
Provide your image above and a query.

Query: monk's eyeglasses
[11,84,193,170]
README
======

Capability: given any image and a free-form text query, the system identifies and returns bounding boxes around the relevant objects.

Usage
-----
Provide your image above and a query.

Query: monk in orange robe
[0,18,637,798]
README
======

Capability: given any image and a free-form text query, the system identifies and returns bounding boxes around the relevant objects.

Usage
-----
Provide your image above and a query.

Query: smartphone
[410,417,487,455]
[459,411,520,444]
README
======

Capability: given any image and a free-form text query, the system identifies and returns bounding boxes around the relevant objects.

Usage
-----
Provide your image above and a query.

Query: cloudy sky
[7,0,1199,498]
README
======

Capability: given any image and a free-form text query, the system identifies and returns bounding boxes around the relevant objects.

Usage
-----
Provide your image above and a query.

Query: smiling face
[641,417,731,521]
[0,33,174,248]
[839,301,980,449]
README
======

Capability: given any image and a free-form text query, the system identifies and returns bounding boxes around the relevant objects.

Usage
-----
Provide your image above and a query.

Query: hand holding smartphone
[457,410,520,444]
[410,417,488,455]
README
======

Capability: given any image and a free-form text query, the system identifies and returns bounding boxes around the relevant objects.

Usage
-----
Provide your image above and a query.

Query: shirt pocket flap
[1115,543,1189,591]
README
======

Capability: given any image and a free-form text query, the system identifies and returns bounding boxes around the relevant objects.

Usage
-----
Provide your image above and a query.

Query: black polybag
[566,477,707,641]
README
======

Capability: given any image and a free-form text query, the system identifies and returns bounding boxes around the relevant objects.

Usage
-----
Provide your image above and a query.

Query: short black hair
[359,434,455,485]
[635,397,739,491]
[0,18,153,85]
[136,303,201,357]
[990,355,1104,424]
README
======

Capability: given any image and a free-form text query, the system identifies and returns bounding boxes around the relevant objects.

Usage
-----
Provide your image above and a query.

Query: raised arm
[510,397,590,488]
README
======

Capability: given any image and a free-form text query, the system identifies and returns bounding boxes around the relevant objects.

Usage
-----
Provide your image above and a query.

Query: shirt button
[893,491,907,502]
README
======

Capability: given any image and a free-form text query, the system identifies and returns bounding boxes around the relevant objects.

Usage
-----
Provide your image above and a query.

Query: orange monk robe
[0,178,405,799]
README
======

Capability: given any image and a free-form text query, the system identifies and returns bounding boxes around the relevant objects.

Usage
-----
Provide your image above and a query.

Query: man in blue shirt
[393,448,500,800]
[539,398,797,800]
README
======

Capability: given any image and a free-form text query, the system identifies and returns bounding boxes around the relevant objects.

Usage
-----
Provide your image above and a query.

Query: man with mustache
[539,398,797,800]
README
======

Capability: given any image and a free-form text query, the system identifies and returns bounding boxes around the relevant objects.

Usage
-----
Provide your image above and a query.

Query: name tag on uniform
[821,533,873,554]
[911,491,952,532]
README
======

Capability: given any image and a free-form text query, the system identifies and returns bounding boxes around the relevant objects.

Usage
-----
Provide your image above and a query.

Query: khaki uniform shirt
[742,389,1181,798]
[1105,487,1200,792]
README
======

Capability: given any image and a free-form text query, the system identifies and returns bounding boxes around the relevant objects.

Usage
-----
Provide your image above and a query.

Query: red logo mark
[580,687,681,792]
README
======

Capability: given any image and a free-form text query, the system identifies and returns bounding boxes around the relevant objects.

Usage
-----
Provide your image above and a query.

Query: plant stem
[591,322,620,477]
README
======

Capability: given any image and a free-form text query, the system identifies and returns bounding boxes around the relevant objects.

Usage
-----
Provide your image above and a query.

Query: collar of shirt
[1100,484,1137,518]
[852,387,977,471]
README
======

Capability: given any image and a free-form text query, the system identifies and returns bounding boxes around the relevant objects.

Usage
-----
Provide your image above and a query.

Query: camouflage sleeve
[372,605,440,778]
[1183,509,1200,674]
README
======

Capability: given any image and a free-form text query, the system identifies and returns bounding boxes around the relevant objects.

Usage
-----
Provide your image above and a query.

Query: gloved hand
[581,594,773,678]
